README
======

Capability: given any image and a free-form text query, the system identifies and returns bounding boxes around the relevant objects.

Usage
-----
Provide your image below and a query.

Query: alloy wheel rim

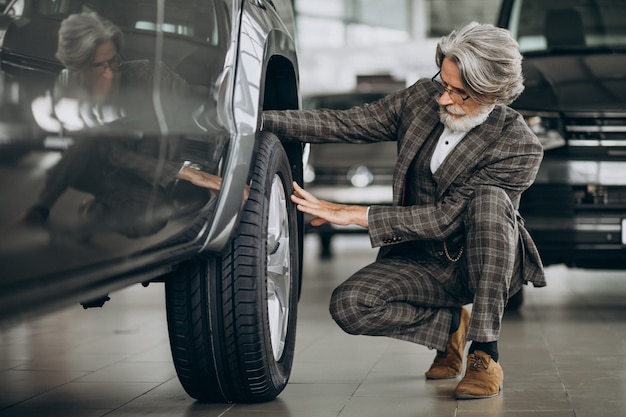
[266,174,291,361]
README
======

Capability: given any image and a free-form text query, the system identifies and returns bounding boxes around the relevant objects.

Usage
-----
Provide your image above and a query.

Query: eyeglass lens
[432,71,470,102]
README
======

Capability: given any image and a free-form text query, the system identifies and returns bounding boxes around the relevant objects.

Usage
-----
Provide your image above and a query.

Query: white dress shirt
[430,127,466,173]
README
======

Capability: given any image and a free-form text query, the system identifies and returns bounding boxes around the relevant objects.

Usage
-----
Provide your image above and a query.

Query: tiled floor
[2,235,626,417]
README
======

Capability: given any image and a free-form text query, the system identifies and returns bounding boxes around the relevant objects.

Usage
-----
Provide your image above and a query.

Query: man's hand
[177,166,251,200]
[177,166,222,191]
[290,182,368,228]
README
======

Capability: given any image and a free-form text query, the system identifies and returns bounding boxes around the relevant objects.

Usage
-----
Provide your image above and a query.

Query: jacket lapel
[433,106,505,199]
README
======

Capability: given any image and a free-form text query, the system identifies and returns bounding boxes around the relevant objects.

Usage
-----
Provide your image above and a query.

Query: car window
[3,0,227,81]
[510,0,626,53]
[1,0,232,137]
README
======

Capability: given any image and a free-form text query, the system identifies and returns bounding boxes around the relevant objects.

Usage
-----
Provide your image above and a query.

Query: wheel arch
[261,52,302,187]
[260,49,304,295]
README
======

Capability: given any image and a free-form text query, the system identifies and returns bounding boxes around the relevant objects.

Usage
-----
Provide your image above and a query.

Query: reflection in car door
[0,0,232,287]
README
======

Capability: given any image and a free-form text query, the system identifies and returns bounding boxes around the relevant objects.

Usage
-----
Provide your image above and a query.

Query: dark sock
[449,307,461,334]
[469,341,499,362]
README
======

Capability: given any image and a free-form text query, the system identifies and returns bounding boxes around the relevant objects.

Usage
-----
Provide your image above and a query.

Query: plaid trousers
[329,186,524,352]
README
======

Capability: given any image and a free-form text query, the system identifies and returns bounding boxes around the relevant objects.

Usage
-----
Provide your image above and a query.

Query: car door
[0,0,233,313]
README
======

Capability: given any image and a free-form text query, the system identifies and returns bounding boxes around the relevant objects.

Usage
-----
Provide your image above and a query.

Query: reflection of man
[263,22,546,399]
[22,12,221,237]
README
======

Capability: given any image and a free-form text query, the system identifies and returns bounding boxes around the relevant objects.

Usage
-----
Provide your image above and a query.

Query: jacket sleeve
[262,86,422,145]
[368,120,543,248]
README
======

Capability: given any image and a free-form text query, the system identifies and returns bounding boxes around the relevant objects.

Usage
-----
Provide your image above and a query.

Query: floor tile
[1,235,625,416]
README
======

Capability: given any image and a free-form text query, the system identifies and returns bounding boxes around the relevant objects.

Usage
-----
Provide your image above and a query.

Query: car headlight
[347,165,374,188]
[520,111,566,150]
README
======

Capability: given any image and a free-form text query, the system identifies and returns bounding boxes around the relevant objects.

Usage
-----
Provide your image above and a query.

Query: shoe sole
[425,373,461,380]
[456,384,503,400]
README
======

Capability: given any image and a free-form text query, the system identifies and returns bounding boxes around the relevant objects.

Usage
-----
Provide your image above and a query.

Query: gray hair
[435,22,524,105]
[56,12,124,72]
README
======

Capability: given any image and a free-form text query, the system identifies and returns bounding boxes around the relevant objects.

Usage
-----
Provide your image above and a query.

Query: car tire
[165,131,300,403]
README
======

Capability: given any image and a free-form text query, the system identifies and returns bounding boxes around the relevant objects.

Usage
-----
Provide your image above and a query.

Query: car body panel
[201,0,299,251]
[0,0,299,323]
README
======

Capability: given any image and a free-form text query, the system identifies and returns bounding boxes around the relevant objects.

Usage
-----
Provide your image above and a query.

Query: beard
[439,102,494,133]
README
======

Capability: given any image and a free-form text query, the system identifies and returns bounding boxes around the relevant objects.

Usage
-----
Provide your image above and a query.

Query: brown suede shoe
[455,350,504,399]
[425,306,470,379]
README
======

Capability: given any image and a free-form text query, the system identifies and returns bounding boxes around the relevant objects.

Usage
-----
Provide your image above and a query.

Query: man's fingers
[292,181,318,202]
[289,182,367,229]
[292,181,305,194]
[290,182,343,226]
[290,193,309,206]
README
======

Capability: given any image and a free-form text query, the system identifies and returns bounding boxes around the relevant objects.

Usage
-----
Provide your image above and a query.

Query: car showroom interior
[1,0,625,416]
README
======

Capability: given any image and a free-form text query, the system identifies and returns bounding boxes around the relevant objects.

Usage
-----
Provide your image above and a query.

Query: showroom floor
[1,235,626,417]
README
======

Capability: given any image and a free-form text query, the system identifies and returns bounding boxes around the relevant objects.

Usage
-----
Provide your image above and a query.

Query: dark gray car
[0,0,302,403]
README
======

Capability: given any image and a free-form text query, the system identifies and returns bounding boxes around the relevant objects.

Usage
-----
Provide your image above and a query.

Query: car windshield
[509,0,626,53]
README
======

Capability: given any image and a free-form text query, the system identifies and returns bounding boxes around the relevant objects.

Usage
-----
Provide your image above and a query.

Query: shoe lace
[468,353,489,371]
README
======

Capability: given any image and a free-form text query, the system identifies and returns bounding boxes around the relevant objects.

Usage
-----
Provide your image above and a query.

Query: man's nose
[102,66,115,79]
[438,90,455,106]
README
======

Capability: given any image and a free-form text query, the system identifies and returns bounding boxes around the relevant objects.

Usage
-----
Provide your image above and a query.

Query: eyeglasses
[431,71,471,103]
[89,55,122,75]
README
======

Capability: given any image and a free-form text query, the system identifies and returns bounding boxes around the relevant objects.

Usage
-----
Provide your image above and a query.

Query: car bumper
[525,215,626,268]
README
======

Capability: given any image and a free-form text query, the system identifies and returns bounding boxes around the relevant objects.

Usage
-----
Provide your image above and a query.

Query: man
[23,12,221,237]
[262,22,546,399]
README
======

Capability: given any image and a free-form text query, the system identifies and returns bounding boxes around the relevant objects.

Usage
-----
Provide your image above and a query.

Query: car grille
[521,183,626,214]
[573,185,626,208]
[565,113,626,145]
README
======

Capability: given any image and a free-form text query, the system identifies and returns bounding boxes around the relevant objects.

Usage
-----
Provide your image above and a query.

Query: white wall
[298,39,440,95]
[296,0,500,95]
[298,0,435,94]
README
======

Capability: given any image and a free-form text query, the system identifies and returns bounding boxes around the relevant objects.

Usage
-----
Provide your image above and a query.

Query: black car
[0,0,302,403]
[497,0,626,269]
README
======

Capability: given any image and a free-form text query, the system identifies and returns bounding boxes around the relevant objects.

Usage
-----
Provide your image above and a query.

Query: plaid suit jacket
[263,79,546,287]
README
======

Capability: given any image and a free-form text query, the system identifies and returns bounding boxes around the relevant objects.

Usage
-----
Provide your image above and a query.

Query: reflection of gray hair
[435,22,524,105]
[56,13,124,72]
